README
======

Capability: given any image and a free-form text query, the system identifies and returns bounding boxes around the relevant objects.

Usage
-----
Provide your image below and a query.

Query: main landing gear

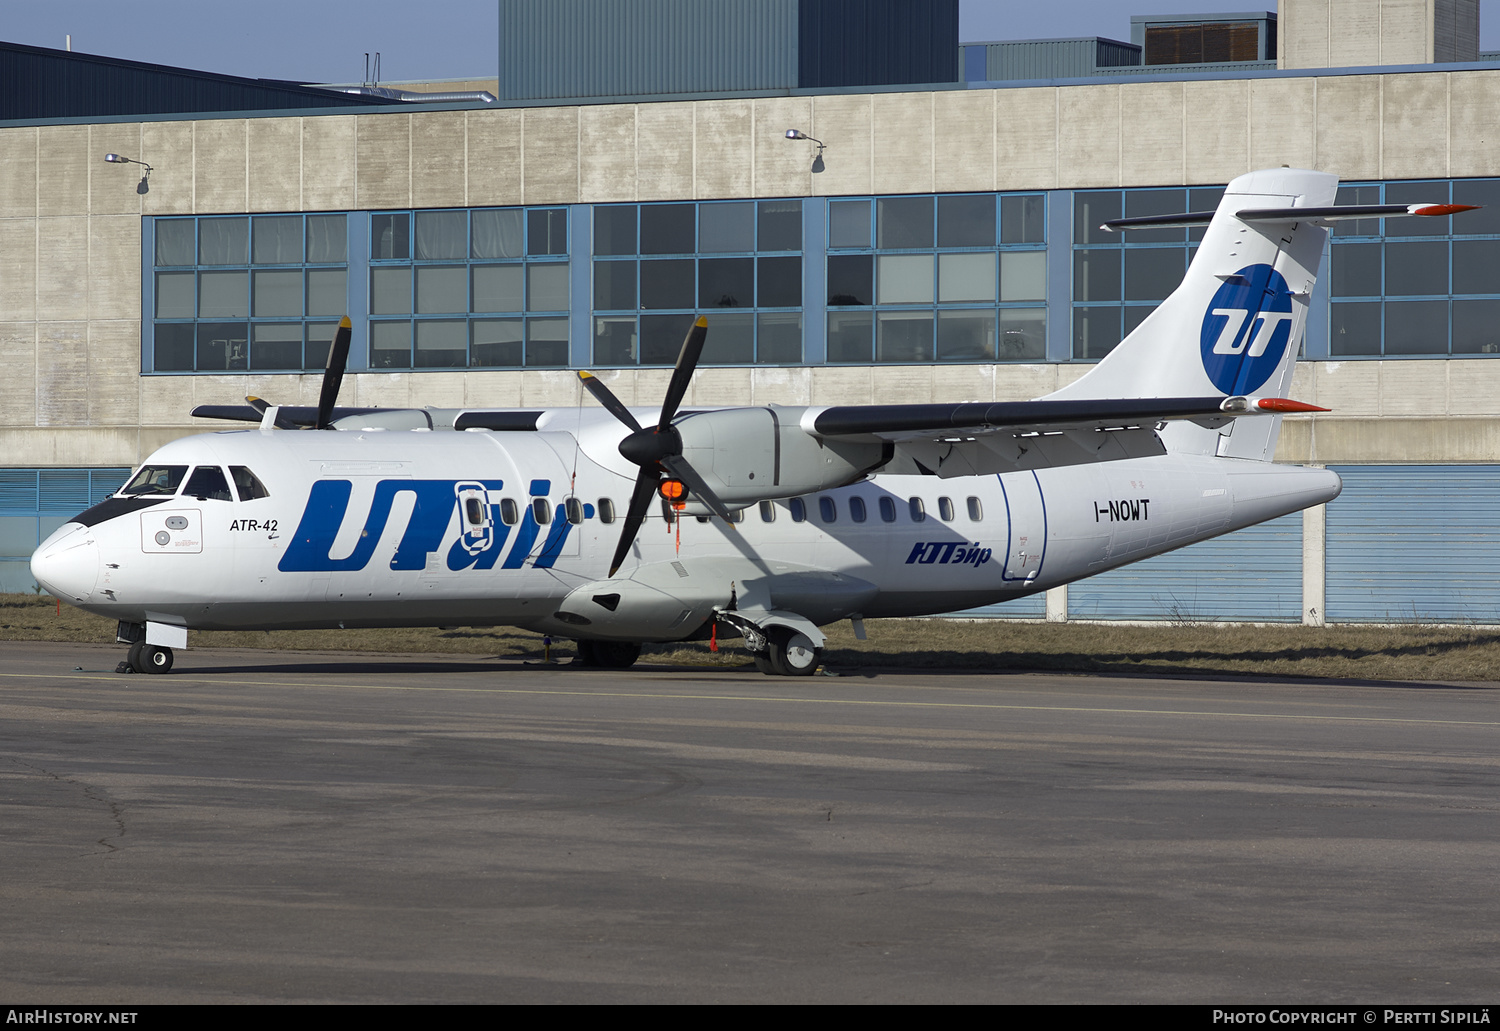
[119,641,174,674]
[755,626,822,677]
[575,639,642,669]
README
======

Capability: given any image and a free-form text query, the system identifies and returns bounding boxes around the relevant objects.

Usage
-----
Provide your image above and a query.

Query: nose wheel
[123,641,174,674]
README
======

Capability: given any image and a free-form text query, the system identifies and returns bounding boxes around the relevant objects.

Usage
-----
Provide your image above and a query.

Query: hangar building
[2,0,1497,625]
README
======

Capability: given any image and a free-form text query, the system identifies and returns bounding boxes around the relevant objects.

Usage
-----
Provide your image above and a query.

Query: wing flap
[811,396,1323,477]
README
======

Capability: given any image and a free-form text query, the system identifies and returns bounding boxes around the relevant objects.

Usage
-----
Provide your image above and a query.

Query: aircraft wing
[192,404,396,427]
[806,395,1317,478]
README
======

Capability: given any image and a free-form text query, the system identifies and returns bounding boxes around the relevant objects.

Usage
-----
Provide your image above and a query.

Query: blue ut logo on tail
[1200,263,1295,395]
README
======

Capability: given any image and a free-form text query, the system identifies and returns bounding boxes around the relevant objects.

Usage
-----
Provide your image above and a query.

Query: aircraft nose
[31,523,99,603]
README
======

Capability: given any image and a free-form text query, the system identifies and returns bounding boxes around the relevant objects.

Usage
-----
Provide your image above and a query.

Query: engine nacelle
[672,407,886,509]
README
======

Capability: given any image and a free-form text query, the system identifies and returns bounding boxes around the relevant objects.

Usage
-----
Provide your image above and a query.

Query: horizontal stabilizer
[1104,202,1478,231]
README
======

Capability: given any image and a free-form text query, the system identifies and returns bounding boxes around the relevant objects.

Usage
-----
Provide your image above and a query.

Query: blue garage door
[1066,513,1304,622]
[951,590,1047,620]
[0,468,130,593]
[1326,465,1500,623]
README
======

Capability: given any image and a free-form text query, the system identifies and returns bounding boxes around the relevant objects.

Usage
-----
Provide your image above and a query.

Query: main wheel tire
[139,644,173,674]
[575,639,599,666]
[592,641,641,669]
[767,627,820,677]
[126,640,145,673]
[752,653,777,675]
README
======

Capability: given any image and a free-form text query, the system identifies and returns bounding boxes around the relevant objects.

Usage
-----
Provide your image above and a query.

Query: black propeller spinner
[578,316,735,576]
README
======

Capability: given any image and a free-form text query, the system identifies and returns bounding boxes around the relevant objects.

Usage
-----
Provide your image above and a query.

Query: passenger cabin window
[184,465,233,501]
[938,497,955,521]
[532,498,552,524]
[967,496,983,521]
[565,497,584,524]
[122,465,187,496]
[229,466,270,500]
[598,498,616,523]
[850,497,867,522]
[909,497,926,522]
[464,497,485,525]
[819,497,836,523]
[725,508,744,523]
[790,498,806,522]
[500,498,519,525]
[759,500,776,522]
[879,497,897,522]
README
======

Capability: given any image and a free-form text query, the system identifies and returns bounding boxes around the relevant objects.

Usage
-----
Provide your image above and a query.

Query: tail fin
[1046,167,1338,460]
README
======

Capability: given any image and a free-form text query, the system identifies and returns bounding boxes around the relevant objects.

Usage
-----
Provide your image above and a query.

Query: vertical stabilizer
[1045,168,1338,460]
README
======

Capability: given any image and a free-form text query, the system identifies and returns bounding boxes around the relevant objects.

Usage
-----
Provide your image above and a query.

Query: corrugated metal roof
[498,0,957,102]
[499,0,799,101]
[0,40,385,120]
[964,39,1141,82]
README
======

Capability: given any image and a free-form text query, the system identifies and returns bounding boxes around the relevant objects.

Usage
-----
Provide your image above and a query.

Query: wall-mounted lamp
[104,153,153,194]
[784,129,826,173]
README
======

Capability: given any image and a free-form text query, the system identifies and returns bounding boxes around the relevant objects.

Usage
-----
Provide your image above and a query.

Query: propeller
[194,318,377,428]
[230,318,352,429]
[314,317,353,430]
[578,315,734,576]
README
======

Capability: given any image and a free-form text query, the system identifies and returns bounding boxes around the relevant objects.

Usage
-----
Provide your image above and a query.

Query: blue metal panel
[979,39,1138,82]
[0,470,38,510]
[798,0,959,88]
[950,591,1047,620]
[347,212,370,370]
[141,217,155,374]
[1046,190,1072,363]
[0,468,131,593]
[38,471,91,513]
[570,205,594,369]
[1326,466,1500,623]
[1068,514,1303,622]
[499,0,800,101]
[802,198,827,364]
[1099,61,1276,78]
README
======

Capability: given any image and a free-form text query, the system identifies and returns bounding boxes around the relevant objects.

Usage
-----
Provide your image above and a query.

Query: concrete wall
[1281,0,1480,69]
[5,66,1500,467]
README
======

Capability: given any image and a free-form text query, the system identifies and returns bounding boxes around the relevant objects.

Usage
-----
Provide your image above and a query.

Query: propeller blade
[609,468,661,577]
[658,316,707,428]
[578,370,643,432]
[244,395,297,430]
[314,317,353,430]
[660,454,734,524]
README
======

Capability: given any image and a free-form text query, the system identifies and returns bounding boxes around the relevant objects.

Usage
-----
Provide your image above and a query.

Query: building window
[591,200,803,366]
[1329,179,1500,357]
[827,192,1047,364]
[369,207,570,369]
[151,214,348,372]
[1071,185,1225,360]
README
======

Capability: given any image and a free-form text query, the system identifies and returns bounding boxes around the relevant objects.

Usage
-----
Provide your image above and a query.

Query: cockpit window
[229,466,270,501]
[121,465,187,496]
[184,466,233,501]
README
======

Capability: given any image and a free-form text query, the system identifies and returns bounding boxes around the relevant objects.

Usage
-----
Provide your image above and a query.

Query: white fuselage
[31,409,1341,641]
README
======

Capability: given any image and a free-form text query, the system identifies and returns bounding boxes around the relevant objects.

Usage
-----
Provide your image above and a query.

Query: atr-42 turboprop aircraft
[30,168,1477,675]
